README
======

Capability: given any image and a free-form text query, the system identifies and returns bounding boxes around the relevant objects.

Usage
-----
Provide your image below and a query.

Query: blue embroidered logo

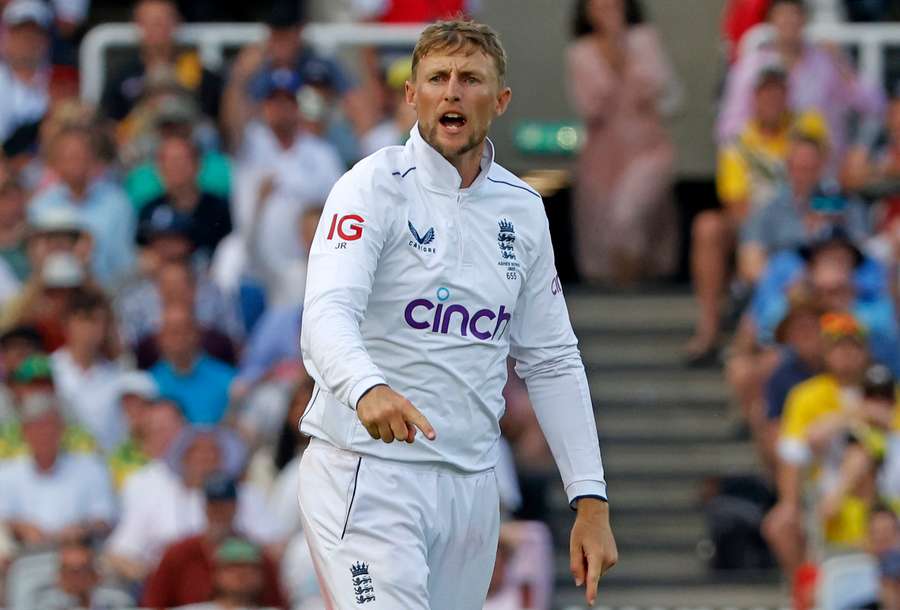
[408,221,436,254]
[350,562,375,604]
[498,219,516,261]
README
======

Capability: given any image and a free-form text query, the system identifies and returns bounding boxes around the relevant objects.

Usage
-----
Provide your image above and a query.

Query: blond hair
[411,19,508,85]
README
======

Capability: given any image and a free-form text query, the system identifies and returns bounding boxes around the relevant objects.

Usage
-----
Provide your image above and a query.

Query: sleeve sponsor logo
[551,274,562,295]
[326,214,365,248]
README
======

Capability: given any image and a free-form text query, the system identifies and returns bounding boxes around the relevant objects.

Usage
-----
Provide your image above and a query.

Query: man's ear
[495,87,512,117]
[404,80,416,109]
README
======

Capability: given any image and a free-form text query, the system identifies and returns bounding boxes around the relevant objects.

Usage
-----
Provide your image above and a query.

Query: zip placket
[456,191,465,271]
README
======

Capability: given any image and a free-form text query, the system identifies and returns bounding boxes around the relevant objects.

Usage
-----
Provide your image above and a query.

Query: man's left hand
[570,497,617,606]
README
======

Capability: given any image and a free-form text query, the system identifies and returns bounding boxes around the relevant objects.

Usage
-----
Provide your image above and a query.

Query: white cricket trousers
[297,438,501,609]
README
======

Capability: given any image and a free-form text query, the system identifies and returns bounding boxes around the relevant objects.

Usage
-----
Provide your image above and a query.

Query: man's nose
[443,74,462,102]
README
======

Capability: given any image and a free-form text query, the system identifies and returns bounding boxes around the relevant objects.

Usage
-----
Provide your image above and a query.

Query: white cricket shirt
[300,124,607,505]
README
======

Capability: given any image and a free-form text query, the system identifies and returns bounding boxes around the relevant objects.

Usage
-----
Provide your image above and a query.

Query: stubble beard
[423,121,487,164]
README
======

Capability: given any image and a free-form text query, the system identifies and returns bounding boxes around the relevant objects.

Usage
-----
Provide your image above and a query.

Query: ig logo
[326,214,365,249]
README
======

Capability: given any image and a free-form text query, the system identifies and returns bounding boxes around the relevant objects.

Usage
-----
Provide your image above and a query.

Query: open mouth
[439,112,467,131]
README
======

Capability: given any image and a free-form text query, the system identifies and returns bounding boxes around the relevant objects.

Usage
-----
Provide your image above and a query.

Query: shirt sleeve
[777,383,819,465]
[300,169,389,409]
[717,145,750,208]
[509,215,607,507]
[82,456,117,524]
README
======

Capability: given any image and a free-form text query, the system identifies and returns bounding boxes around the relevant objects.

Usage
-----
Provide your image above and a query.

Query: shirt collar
[407,122,494,193]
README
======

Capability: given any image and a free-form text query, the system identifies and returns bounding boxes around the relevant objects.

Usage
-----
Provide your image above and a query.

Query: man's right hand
[357,385,436,444]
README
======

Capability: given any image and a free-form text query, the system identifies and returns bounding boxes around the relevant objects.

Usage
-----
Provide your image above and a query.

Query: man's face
[215,562,263,602]
[405,49,511,162]
[158,138,198,193]
[206,499,237,540]
[54,133,94,189]
[135,0,178,49]
[824,338,868,381]
[261,91,300,138]
[65,308,107,354]
[181,434,221,485]
[2,22,48,70]
[158,305,199,365]
[0,182,25,226]
[754,79,788,127]
[22,411,63,466]
[787,140,824,197]
[58,545,98,597]
[121,394,151,433]
[786,312,822,364]
[770,2,806,47]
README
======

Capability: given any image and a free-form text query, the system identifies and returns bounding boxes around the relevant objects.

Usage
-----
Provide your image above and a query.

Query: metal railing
[79,22,426,104]
[741,22,900,93]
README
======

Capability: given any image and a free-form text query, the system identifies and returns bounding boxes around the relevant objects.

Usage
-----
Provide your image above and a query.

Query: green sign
[514,122,584,156]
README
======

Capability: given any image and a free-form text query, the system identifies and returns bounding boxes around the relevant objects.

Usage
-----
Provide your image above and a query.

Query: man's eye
[466,76,480,84]
[430,75,443,83]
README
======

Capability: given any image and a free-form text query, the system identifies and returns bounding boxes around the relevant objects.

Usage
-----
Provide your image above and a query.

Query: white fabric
[50,0,90,23]
[0,453,115,534]
[0,63,47,143]
[300,123,606,505]
[50,349,126,451]
[281,530,324,610]
[106,461,287,566]
[234,123,343,277]
[297,439,500,610]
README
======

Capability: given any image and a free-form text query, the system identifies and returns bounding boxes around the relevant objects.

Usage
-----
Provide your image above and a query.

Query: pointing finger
[402,403,436,440]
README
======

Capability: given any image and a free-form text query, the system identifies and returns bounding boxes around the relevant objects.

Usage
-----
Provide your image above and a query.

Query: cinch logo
[326,214,365,241]
[403,288,511,341]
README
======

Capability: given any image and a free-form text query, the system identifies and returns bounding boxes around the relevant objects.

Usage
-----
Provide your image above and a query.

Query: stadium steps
[544,290,785,608]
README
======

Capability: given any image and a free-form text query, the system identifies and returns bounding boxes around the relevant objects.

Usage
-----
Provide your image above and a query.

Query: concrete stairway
[545,290,788,609]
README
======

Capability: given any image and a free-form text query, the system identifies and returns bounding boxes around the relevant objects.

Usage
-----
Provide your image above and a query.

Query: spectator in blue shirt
[150,302,235,424]
[28,126,136,288]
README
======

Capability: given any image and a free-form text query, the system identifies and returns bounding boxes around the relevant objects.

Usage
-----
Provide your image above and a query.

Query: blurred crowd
[0,0,558,609]
[568,0,900,608]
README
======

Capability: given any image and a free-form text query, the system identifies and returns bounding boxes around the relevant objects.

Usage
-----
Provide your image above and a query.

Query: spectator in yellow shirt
[763,312,870,582]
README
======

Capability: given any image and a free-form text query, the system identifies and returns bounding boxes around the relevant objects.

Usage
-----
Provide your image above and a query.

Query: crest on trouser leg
[350,562,375,604]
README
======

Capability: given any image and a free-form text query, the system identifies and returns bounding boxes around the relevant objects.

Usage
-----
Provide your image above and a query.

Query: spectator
[739,132,868,283]
[28,126,136,288]
[100,0,223,123]
[717,0,884,166]
[138,133,232,261]
[687,64,828,362]
[0,251,88,351]
[763,312,871,581]
[0,392,115,548]
[0,325,40,388]
[566,0,680,286]
[355,57,417,158]
[761,297,822,468]
[230,67,344,278]
[150,303,236,424]
[0,0,51,148]
[222,1,353,154]
[142,475,286,609]
[119,253,242,356]
[50,288,126,451]
[33,537,135,610]
[171,536,274,610]
[105,426,280,581]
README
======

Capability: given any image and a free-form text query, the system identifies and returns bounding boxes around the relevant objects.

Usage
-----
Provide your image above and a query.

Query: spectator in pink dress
[717,0,884,167]
[566,0,680,286]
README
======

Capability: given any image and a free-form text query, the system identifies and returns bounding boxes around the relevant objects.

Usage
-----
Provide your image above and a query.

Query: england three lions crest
[497,218,520,273]
[350,562,375,604]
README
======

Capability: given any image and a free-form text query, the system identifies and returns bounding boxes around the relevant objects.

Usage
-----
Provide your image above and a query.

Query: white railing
[741,22,900,93]
[79,22,426,104]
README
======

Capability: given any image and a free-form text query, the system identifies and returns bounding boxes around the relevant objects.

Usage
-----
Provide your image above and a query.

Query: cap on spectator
[2,0,52,29]
[386,57,413,90]
[799,224,863,267]
[11,354,53,384]
[118,371,159,401]
[863,364,895,401]
[820,312,866,344]
[19,391,60,423]
[753,59,787,89]
[774,295,821,344]
[0,325,41,349]
[41,252,85,288]
[791,111,830,150]
[214,537,262,565]
[255,68,303,101]
[166,426,247,480]
[266,0,302,29]
[29,207,85,237]
[204,473,238,502]
[138,206,195,245]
